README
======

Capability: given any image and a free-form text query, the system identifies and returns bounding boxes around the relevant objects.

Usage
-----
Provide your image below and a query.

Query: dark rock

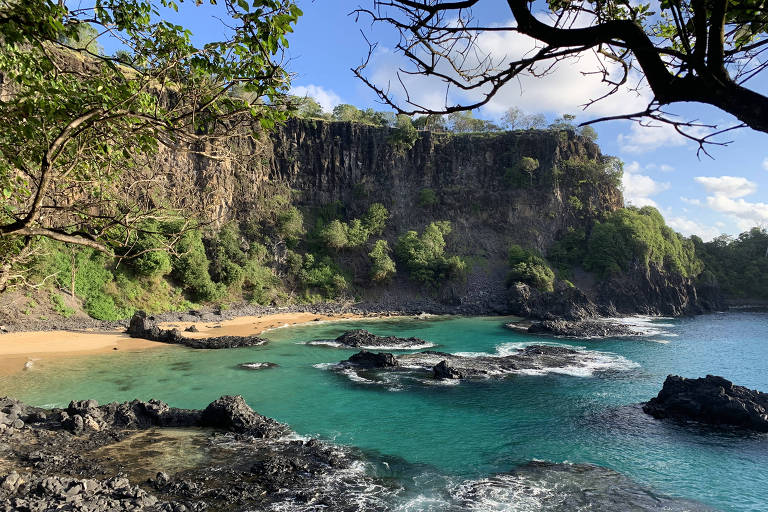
[643,374,768,431]
[331,329,432,349]
[201,395,287,437]
[508,282,601,321]
[127,311,268,349]
[526,319,638,338]
[347,350,399,368]
[433,360,464,379]
[185,325,199,333]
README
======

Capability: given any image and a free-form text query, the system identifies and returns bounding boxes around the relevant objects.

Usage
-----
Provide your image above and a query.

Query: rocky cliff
[150,118,723,317]
[159,119,628,312]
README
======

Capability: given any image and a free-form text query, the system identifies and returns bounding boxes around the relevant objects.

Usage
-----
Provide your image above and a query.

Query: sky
[119,0,768,241]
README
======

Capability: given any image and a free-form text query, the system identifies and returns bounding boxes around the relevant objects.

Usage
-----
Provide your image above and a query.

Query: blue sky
[121,0,768,240]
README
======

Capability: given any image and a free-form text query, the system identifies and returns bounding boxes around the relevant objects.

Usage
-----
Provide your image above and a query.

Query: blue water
[1,312,767,511]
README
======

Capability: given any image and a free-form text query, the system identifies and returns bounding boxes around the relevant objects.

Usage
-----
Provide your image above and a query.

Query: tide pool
[1,312,766,511]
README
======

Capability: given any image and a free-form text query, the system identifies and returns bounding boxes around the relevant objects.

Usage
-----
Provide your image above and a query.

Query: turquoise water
[2,312,767,511]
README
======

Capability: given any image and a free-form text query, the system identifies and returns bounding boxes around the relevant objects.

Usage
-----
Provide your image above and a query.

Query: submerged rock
[128,310,268,349]
[238,362,279,370]
[643,374,768,431]
[526,319,639,338]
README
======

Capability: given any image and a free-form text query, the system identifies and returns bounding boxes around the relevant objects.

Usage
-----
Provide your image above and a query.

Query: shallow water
[1,312,767,511]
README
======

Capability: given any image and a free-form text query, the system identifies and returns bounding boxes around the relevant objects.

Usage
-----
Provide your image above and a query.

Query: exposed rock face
[334,344,626,382]
[526,319,638,338]
[508,282,605,321]
[347,350,400,368]
[127,311,268,349]
[201,395,287,437]
[0,395,389,511]
[594,263,727,317]
[643,375,768,431]
[331,329,432,349]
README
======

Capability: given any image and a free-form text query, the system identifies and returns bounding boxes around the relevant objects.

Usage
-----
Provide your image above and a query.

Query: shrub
[417,188,437,207]
[50,293,75,318]
[506,244,555,292]
[395,221,465,285]
[363,203,389,236]
[299,254,347,297]
[388,114,419,152]
[172,229,225,302]
[319,219,349,250]
[369,240,396,282]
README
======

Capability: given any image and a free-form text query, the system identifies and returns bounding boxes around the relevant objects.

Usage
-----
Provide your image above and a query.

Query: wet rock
[347,350,399,368]
[185,325,199,333]
[433,360,464,379]
[201,395,287,437]
[643,374,768,431]
[127,311,268,349]
[329,329,432,349]
[526,319,638,338]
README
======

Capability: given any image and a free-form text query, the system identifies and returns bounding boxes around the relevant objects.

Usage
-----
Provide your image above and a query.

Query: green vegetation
[395,221,466,286]
[369,240,397,282]
[388,114,419,152]
[417,188,438,207]
[317,204,390,251]
[50,293,75,318]
[506,244,555,292]
[692,228,768,300]
[549,207,702,279]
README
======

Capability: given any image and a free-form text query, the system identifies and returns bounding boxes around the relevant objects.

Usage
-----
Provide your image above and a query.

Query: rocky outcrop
[127,311,268,349]
[643,375,768,431]
[327,329,432,349]
[201,395,287,437]
[598,264,725,317]
[526,319,638,338]
[347,350,399,368]
[0,395,389,511]
[508,282,606,321]
[333,344,629,383]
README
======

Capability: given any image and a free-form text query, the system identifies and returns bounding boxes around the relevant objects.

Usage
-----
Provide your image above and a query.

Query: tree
[0,0,300,289]
[0,0,301,288]
[354,0,768,152]
[332,103,362,122]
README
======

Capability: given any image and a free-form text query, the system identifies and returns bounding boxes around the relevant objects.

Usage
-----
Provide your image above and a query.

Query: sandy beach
[157,311,368,338]
[0,312,370,376]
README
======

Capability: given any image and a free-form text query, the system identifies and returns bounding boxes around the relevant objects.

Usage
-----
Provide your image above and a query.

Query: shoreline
[0,310,398,376]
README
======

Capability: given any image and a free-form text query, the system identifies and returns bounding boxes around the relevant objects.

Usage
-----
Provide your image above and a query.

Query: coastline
[0,310,386,376]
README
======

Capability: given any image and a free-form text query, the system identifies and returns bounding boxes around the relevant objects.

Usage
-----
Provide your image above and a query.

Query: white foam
[607,315,677,338]
[306,340,436,350]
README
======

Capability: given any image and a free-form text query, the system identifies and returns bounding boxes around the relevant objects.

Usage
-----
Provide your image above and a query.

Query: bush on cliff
[506,244,555,292]
[395,221,466,285]
[369,240,396,282]
[584,207,702,278]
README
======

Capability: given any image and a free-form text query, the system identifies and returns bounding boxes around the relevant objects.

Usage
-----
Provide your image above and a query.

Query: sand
[0,312,370,376]
[158,312,367,339]
[0,331,162,376]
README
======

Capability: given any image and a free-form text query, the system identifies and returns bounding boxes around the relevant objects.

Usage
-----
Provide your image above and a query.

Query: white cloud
[704,195,768,229]
[364,19,651,119]
[616,122,707,154]
[763,157,768,171]
[680,196,701,206]
[694,176,757,198]
[622,161,670,207]
[289,84,342,113]
[691,175,768,231]
[660,164,675,172]
[666,216,722,242]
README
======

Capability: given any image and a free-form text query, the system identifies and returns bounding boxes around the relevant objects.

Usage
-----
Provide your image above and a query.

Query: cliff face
[156,119,718,316]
